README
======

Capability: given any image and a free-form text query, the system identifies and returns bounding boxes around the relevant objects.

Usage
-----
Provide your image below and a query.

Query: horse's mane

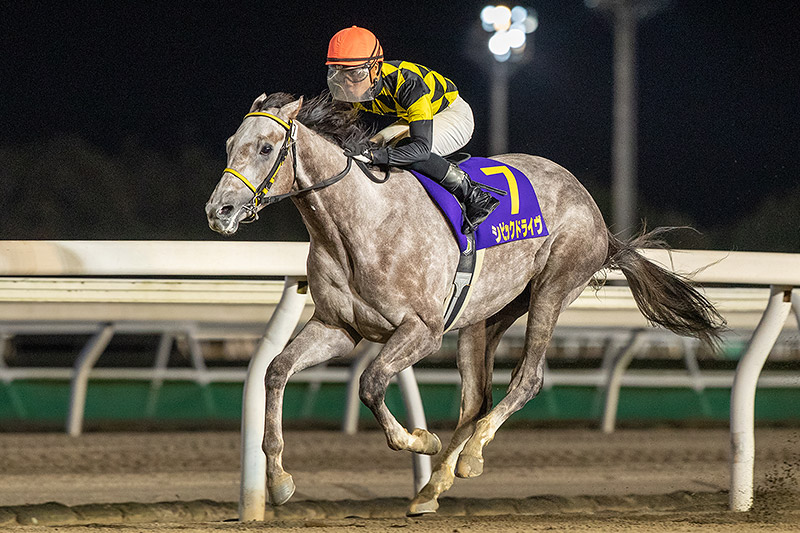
[256,92,371,148]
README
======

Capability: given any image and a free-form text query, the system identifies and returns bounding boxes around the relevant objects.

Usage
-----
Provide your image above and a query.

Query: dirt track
[1,427,799,531]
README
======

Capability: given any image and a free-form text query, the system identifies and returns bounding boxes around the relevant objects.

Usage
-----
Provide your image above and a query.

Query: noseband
[223,112,352,222]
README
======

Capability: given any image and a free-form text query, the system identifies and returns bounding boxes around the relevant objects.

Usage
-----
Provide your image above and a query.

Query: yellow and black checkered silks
[354,61,459,122]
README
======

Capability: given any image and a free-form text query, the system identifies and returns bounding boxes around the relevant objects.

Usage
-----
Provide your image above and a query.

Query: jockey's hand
[344,140,389,165]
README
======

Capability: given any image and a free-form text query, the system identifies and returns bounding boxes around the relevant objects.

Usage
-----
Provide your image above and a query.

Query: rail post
[239,276,308,521]
[729,285,793,511]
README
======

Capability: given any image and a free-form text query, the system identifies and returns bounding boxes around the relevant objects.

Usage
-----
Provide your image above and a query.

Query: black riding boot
[438,163,500,233]
[406,152,501,233]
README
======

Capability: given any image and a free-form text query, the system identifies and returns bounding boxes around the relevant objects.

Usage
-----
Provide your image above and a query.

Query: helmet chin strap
[366,63,383,99]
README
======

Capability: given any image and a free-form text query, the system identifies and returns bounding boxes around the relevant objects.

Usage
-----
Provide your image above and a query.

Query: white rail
[0,240,310,277]
[1,241,799,515]
[603,248,800,286]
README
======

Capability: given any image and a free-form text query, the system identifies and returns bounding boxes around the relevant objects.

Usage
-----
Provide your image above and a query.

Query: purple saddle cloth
[411,157,549,253]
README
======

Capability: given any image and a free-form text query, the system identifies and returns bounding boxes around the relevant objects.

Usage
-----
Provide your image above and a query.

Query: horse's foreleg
[359,319,442,455]
[264,318,359,505]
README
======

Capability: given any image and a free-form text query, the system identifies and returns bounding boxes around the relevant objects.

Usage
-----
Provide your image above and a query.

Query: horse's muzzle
[205,202,242,236]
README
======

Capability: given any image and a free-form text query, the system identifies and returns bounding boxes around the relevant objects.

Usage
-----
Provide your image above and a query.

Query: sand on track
[1,427,798,532]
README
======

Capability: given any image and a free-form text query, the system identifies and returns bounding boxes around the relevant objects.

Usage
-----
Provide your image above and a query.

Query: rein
[352,158,391,183]
[222,111,353,222]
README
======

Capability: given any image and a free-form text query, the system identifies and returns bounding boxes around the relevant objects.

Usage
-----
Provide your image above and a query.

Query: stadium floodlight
[478,5,539,155]
[481,4,538,62]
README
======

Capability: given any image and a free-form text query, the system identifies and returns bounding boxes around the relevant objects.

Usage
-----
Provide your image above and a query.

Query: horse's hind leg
[263,319,359,505]
[359,319,443,455]
[456,276,586,479]
[409,306,525,515]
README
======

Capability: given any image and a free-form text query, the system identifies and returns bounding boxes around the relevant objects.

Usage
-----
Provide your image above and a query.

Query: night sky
[2,1,798,239]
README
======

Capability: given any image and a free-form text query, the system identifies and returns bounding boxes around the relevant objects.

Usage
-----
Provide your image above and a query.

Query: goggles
[327,63,379,102]
[327,64,370,83]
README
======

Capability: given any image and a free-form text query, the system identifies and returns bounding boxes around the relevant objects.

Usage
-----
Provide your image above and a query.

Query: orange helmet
[326,26,384,102]
[326,26,383,67]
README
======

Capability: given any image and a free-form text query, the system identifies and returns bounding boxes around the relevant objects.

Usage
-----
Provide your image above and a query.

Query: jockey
[326,26,500,234]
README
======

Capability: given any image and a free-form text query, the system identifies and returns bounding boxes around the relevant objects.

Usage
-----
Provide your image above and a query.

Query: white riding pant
[370,96,474,157]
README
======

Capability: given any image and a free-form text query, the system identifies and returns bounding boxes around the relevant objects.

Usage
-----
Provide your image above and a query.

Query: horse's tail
[602,227,726,347]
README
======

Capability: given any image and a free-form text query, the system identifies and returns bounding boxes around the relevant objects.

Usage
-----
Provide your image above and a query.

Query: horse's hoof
[407,496,439,516]
[455,454,484,478]
[412,428,442,455]
[268,473,295,506]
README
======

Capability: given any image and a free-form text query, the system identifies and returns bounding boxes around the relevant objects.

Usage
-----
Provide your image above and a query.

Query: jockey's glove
[344,140,389,166]
[369,146,389,165]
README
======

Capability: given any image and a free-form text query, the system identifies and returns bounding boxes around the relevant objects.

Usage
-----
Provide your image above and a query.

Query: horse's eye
[260,145,273,156]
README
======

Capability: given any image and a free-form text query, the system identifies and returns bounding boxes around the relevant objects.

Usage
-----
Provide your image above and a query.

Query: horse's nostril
[218,205,234,218]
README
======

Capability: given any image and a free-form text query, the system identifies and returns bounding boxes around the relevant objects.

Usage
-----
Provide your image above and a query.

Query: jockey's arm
[378,118,432,166]
[371,90,434,166]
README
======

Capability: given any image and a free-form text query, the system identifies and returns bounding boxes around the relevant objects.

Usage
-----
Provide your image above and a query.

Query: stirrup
[462,219,478,234]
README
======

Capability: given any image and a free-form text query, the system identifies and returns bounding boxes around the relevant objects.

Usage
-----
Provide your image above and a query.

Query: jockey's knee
[406,152,449,178]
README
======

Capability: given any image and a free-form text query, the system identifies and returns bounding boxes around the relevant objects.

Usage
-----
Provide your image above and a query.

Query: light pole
[488,61,510,156]
[479,5,538,156]
[587,0,667,238]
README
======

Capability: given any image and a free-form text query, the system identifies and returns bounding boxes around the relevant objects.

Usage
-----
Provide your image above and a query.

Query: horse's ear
[249,93,268,113]
[280,96,304,121]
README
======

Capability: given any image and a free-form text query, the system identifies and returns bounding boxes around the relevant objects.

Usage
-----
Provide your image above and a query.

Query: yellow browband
[243,112,291,130]
[223,112,294,196]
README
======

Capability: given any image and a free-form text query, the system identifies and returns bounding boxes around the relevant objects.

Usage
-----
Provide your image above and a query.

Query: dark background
[2,1,798,250]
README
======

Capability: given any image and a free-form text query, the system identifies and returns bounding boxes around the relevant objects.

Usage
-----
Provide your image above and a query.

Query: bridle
[222,111,352,223]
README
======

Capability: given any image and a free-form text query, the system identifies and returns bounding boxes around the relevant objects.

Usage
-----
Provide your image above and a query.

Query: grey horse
[205,92,725,516]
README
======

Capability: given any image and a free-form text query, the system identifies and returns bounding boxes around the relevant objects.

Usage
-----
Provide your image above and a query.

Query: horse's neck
[289,126,458,292]
[292,128,392,250]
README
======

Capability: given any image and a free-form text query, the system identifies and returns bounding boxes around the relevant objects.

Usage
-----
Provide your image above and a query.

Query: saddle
[411,155,550,332]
